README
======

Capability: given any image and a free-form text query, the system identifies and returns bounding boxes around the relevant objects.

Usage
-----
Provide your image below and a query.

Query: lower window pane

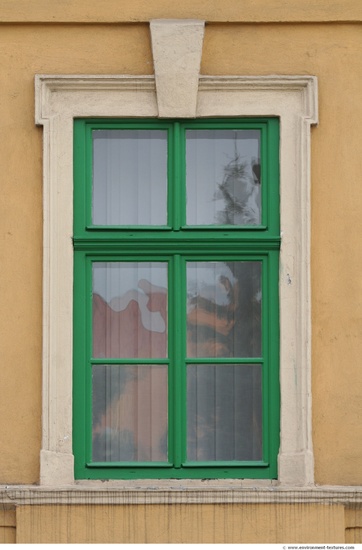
[92,364,168,462]
[187,364,262,461]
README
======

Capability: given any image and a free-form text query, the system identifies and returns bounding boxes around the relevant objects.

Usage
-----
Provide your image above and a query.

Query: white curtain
[92,130,168,226]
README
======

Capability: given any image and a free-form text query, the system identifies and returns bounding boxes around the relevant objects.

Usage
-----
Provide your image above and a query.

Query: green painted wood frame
[73,118,280,479]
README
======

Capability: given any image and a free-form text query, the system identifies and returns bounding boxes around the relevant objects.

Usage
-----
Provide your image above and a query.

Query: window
[73,118,280,479]
[36,72,317,488]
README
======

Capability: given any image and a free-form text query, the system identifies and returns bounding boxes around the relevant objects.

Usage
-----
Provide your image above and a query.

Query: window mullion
[172,121,182,231]
[169,253,185,467]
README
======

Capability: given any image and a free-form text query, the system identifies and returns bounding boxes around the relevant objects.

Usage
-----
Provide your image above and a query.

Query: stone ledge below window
[1,485,362,506]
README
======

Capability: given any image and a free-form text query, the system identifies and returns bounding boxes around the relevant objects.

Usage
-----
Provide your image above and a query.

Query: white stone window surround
[35,72,317,488]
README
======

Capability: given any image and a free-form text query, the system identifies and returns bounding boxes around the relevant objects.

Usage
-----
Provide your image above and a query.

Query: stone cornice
[35,74,318,123]
[199,75,318,124]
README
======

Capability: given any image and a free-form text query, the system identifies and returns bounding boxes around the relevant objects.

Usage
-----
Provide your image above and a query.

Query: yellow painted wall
[16,503,346,543]
[0,0,361,23]
[345,507,362,543]
[0,508,16,544]
[0,0,361,497]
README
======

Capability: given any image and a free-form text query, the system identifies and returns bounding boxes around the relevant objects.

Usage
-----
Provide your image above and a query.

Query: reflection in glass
[187,364,262,461]
[92,130,167,225]
[92,365,168,462]
[93,262,168,358]
[187,262,262,358]
[186,129,261,225]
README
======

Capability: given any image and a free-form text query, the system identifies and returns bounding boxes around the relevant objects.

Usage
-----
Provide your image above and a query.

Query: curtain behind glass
[93,262,168,358]
[186,261,262,461]
[186,130,261,226]
[92,262,168,463]
[93,130,167,226]
[187,364,262,461]
[187,261,262,358]
[92,364,168,462]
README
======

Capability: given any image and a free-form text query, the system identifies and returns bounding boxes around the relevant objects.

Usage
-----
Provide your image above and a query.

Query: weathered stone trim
[1,485,362,506]
[35,70,317,487]
[150,19,205,117]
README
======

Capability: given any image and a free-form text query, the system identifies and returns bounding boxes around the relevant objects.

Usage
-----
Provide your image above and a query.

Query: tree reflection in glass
[186,261,262,462]
[186,130,261,226]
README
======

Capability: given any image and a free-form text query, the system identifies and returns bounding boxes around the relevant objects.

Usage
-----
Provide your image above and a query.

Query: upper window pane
[92,130,167,226]
[186,130,261,226]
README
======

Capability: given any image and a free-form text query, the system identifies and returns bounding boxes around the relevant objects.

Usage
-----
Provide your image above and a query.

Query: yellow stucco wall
[0,0,361,22]
[345,507,362,543]
[0,3,361,541]
[0,508,16,544]
[16,503,346,543]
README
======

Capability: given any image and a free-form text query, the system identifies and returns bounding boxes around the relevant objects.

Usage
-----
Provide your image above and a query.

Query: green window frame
[73,118,280,480]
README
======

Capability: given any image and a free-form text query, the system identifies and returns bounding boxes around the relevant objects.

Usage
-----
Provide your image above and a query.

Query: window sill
[1,483,362,505]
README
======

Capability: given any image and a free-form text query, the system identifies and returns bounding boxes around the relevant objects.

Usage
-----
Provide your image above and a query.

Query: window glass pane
[93,262,168,358]
[92,365,168,462]
[92,130,167,225]
[187,364,262,461]
[186,130,261,225]
[187,261,262,358]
